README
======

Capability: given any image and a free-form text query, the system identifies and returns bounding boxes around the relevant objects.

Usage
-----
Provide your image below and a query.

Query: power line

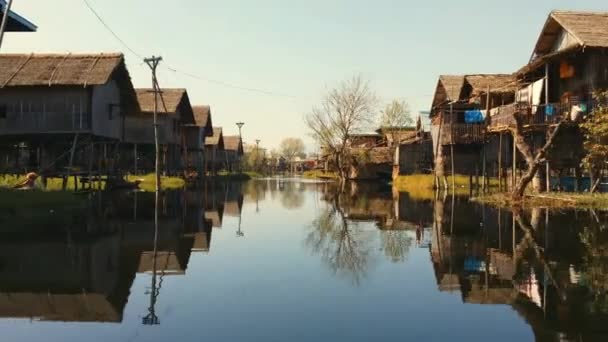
[81,0,297,99]
[81,0,144,59]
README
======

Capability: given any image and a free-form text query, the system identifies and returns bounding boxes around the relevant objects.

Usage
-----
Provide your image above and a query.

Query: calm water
[0,178,607,342]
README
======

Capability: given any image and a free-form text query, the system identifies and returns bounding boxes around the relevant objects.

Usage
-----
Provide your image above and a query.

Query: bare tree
[379,100,414,147]
[305,75,378,180]
[280,137,305,174]
[511,114,566,201]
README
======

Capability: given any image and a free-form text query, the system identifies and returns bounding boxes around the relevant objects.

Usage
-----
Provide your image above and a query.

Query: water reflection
[0,178,607,341]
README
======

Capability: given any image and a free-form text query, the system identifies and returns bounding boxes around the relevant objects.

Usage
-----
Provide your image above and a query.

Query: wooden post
[88,142,94,190]
[450,103,455,190]
[66,133,79,190]
[546,161,550,192]
[512,133,517,191]
[133,143,138,175]
[498,133,503,192]
[482,145,487,192]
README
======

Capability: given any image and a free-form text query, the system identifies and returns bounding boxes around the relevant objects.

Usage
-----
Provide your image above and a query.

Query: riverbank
[302,170,339,180]
[392,174,499,200]
[473,192,608,209]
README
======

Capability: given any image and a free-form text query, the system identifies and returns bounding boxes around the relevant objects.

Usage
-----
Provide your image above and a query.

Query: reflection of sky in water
[2,181,600,341]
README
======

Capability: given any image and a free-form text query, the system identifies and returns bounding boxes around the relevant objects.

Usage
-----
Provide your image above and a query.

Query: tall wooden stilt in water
[144,56,163,193]
[498,133,503,192]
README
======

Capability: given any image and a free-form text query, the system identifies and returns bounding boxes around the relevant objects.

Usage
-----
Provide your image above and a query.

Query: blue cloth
[464,110,484,123]
[545,104,555,116]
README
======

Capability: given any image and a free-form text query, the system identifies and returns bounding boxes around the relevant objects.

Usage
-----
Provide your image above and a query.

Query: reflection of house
[0,235,130,322]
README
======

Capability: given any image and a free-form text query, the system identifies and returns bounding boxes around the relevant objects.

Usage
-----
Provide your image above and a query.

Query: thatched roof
[431,74,516,111]
[135,88,195,124]
[0,0,37,32]
[192,105,213,135]
[0,53,127,87]
[533,11,608,58]
[205,127,224,148]
[224,135,244,155]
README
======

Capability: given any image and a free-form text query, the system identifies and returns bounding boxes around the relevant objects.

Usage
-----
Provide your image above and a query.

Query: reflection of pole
[143,191,160,325]
[236,209,244,237]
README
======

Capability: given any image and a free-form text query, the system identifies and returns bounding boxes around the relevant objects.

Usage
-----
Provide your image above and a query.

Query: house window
[0,105,7,119]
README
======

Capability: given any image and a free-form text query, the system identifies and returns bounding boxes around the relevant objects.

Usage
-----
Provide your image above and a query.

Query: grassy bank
[127,173,186,191]
[302,170,339,180]
[474,192,608,209]
[0,189,83,209]
[392,174,499,200]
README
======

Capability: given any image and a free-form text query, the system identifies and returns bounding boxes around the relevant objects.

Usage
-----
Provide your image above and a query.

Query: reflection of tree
[306,203,371,285]
[279,183,305,210]
[579,221,608,314]
[380,230,413,263]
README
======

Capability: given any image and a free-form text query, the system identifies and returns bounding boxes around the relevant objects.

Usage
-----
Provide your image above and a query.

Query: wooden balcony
[439,124,485,145]
[0,112,91,135]
[487,102,582,133]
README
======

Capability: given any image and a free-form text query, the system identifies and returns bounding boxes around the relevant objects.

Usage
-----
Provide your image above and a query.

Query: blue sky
[3,0,607,149]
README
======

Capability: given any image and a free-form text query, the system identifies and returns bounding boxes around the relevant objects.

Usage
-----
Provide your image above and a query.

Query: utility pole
[236,122,244,173]
[255,139,260,172]
[0,0,13,51]
[144,56,163,192]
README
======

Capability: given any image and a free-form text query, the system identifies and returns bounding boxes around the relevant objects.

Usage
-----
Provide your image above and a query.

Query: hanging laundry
[464,110,484,123]
[531,78,544,106]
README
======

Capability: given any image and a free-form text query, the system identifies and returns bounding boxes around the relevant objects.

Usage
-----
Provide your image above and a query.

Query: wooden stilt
[134,143,138,175]
[482,145,487,192]
[498,133,503,192]
[512,133,517,191]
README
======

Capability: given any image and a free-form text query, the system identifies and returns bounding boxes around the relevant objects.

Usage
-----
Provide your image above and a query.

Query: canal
[0,178,606,341]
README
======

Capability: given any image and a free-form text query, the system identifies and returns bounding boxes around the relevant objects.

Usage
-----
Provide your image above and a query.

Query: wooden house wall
[91,80,123,140]
[547,50,608,104]
[0,87,91,135]
[397,141,433,175]
[123,115,178,145]
[184,126,203,150]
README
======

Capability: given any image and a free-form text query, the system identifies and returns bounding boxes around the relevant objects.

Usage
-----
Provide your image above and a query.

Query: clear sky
[3,0,607,150]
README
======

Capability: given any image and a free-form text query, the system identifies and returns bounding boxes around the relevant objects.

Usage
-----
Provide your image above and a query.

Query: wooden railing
[0,112,90,134]
[487,101,600,131]
[440,123,485,145]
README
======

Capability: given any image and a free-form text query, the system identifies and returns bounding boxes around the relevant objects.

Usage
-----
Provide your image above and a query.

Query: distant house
[204,127,224,175]
[183,105,213,177]
[0,0,37,33]
[0,53,139,173]
[125,88,195,175]
[223,135,243,172]
[430,74,517,180]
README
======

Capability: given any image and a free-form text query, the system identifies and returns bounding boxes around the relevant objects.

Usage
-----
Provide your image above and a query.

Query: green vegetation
[392,174,499,200]
[0,174,106,191]
[127,173,185,191]
[302,170,339,180]
[0,189,82,209]
[473,192,608,209]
